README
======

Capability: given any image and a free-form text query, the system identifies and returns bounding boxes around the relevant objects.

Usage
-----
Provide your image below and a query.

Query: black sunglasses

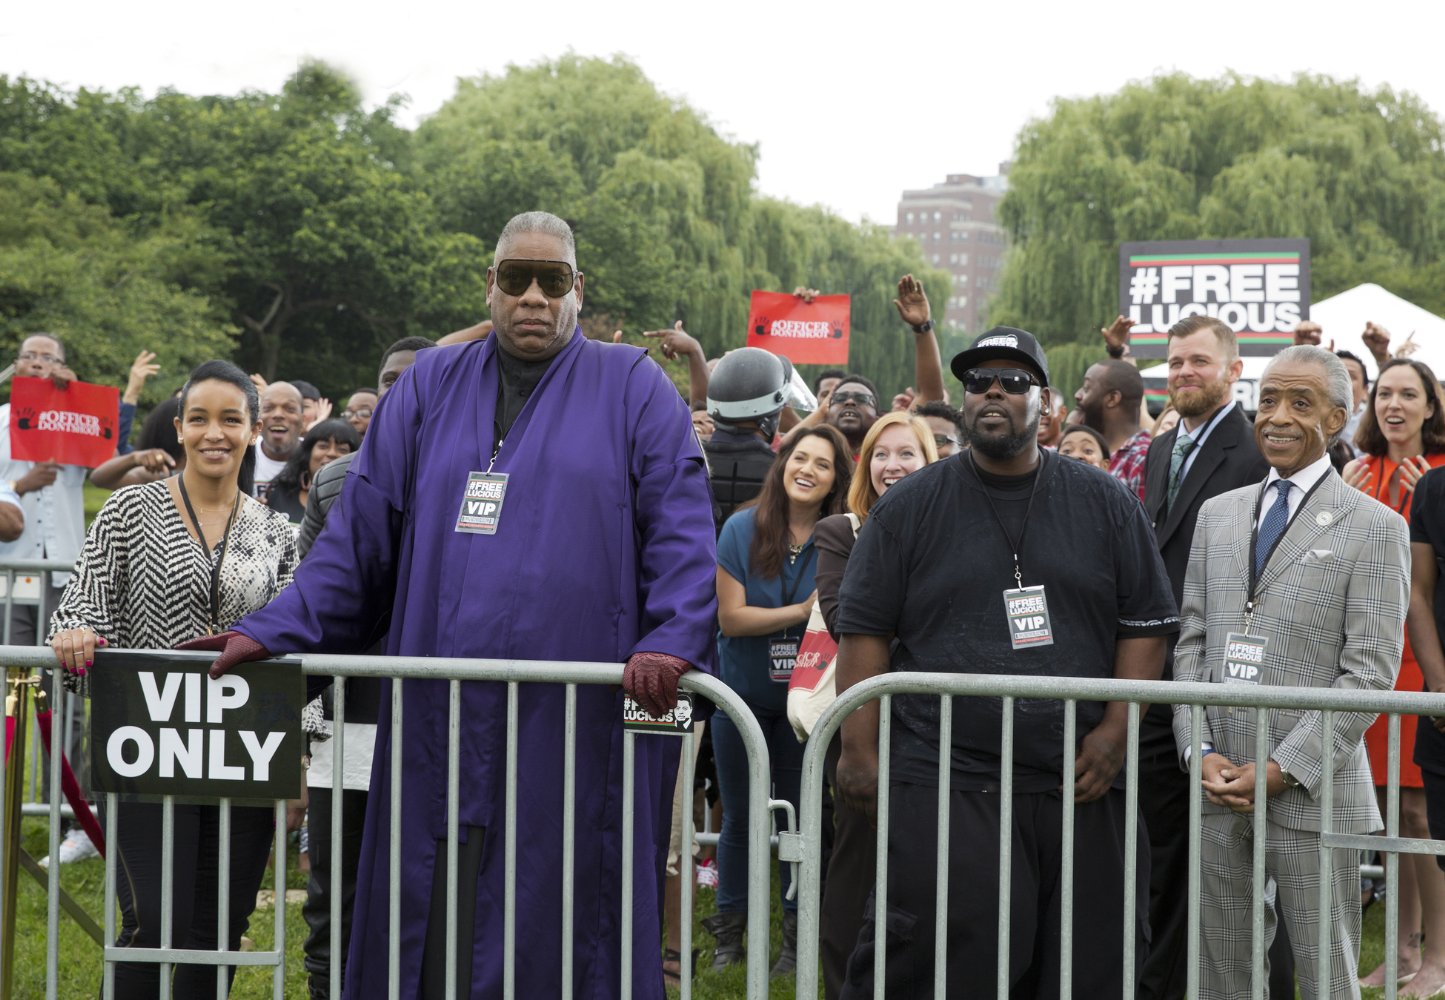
[494,259,579,298]
[962,368,1040,395]
[831,391,876,408]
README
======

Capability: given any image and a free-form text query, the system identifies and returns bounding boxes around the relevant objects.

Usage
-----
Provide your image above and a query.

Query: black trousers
[1137,743,1295,1000]
[821,737,876,1000]
[418,824,486,999]
[841,782,1149,999]
[108,799,274,999]
[302,787,368,998]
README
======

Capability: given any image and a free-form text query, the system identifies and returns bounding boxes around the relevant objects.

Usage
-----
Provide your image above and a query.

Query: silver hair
[494,211,576,266]
[1262,345,1353,443]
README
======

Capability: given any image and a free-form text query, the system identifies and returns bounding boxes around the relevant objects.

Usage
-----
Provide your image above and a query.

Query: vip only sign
[1118,239,1311,360]
[90,652,304,802]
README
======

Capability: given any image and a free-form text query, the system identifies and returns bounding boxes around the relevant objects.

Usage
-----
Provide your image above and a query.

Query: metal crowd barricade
[0,559,75,821]
[5,647,776,1000]
[794,672,1445,1000]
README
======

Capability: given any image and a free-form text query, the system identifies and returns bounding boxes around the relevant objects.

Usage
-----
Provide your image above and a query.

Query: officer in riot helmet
[705,348,792,531]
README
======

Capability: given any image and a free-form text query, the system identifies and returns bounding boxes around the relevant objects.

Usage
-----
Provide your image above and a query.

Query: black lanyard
[177,476,240,635]
[1244,471,1330,626]
[968,448,1050,589]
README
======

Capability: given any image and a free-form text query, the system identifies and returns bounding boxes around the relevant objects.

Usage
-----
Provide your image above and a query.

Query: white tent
[1140,283,1445,408]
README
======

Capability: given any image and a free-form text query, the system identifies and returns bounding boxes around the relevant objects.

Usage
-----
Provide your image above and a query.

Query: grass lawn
[8,813,1414,1000]
[10,816,310,999]
[10,812,806,999]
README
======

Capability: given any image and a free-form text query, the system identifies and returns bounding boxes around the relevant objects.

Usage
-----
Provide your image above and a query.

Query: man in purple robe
[182,211,719,998]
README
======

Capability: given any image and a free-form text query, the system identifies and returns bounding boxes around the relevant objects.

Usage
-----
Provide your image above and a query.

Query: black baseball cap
[949,326,1050,387]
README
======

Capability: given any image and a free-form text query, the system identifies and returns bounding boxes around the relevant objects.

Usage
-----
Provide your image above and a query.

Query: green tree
[989,73,1445,354]
[0,172,234,398]
[415,55,947,394]
[0,66,488,392]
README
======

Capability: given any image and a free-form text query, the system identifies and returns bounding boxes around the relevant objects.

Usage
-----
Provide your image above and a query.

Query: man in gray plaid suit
[1172,345,1410,999]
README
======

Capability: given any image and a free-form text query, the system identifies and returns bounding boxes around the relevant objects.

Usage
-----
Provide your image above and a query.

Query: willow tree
[414,55,947,394]
[989,73,1445,346]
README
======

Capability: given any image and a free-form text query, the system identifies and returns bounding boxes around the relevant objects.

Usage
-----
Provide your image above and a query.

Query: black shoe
[702,911,747,969]
[770,911,797,978]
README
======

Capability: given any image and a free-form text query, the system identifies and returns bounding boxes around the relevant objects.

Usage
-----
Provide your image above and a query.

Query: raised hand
[641,321,702,362]
[125,350,160,402]
[1100,315,1136,355]
[893,274,931,329]
[1362,322,1391,365]
[1341,458,1374,494]
[1400,455,1432,494]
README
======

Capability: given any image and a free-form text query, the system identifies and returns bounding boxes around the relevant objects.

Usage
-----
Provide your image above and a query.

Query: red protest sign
[746,291,850,366]
[9,377,121,468]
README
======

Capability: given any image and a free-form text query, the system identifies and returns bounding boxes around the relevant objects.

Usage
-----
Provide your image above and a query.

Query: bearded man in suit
[1172,345,1410,998]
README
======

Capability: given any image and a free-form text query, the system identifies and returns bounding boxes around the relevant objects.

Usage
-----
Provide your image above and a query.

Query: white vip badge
[1004,586,1054,650]
[1222,632,1269,685]
[769,637,800,683]
[622,692,695,735]
[454,472,509,535]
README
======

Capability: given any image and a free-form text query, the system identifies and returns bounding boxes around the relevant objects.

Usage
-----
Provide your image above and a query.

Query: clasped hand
[1201,753,1286,812]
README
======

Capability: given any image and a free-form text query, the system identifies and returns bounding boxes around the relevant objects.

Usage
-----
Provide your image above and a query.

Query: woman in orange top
[1344,357,1445,992]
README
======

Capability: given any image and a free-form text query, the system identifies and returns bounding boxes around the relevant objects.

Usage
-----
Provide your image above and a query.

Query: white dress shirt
[1256,452,1334,530]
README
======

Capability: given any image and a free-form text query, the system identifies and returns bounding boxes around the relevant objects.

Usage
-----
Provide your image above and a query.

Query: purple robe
[235,330,718,999]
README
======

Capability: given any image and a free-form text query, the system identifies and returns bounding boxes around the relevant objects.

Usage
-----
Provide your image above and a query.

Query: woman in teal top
[707,424,853,976]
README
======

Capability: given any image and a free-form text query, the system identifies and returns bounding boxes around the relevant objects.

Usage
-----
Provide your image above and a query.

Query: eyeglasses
[830,391,876,408]
[933,433,959,447]
[493,259,579,298]
[18,352,62,364]
[961,368,1040,395]
[342,409,374,421]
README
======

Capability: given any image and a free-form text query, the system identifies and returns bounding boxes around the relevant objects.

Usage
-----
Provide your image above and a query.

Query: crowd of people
[11,209,1445,998]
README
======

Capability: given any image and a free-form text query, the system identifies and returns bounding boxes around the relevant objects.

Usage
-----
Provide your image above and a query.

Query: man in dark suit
[1137,315,1271,1000]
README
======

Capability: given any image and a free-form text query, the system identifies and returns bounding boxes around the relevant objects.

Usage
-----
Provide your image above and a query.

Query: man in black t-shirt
[834,327,1178,998]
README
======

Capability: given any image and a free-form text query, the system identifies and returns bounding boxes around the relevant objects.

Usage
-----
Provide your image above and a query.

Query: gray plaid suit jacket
[1171,469,1409,834]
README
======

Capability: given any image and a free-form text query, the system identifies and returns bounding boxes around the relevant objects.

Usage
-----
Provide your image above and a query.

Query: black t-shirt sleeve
[1412,470,1444,546]
[835,508,907,638]
[814,514,857,640]
[1111,486,1181,637]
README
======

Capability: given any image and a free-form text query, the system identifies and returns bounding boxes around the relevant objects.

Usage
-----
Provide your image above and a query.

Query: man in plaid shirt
[1075,358,1151,500]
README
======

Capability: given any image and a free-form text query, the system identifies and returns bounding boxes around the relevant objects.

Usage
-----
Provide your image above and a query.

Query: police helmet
[707,348,794,425]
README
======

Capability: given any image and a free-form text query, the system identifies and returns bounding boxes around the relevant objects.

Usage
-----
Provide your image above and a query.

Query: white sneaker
[56,828,99,864]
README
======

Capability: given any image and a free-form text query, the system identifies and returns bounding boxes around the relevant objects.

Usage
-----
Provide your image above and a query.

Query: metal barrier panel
[795,672,1445,1000]
[4,647,776,999]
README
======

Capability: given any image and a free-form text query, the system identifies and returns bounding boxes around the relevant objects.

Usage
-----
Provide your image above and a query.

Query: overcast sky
[7,0,1443,226]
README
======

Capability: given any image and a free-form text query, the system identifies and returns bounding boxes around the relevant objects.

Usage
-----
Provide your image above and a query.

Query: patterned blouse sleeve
[275,522,299,594]
[48,491,127,644]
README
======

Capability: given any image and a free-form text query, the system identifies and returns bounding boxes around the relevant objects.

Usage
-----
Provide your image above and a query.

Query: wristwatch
[1279,767,1302,789]
[911,320,934,335]
[1106,343,1130,359]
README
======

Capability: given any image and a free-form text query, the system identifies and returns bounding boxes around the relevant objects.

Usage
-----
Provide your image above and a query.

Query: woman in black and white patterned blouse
[50,359,298,999]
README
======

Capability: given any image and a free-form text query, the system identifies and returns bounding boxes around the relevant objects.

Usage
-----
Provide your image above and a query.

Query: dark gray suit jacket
[1145,404,1271,614]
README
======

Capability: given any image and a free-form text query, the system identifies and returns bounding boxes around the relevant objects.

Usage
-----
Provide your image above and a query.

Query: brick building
[894,170,1009,333]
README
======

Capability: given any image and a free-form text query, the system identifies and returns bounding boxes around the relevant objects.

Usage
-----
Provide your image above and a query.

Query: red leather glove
[623,651,691,718]
[175,630,271,679]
